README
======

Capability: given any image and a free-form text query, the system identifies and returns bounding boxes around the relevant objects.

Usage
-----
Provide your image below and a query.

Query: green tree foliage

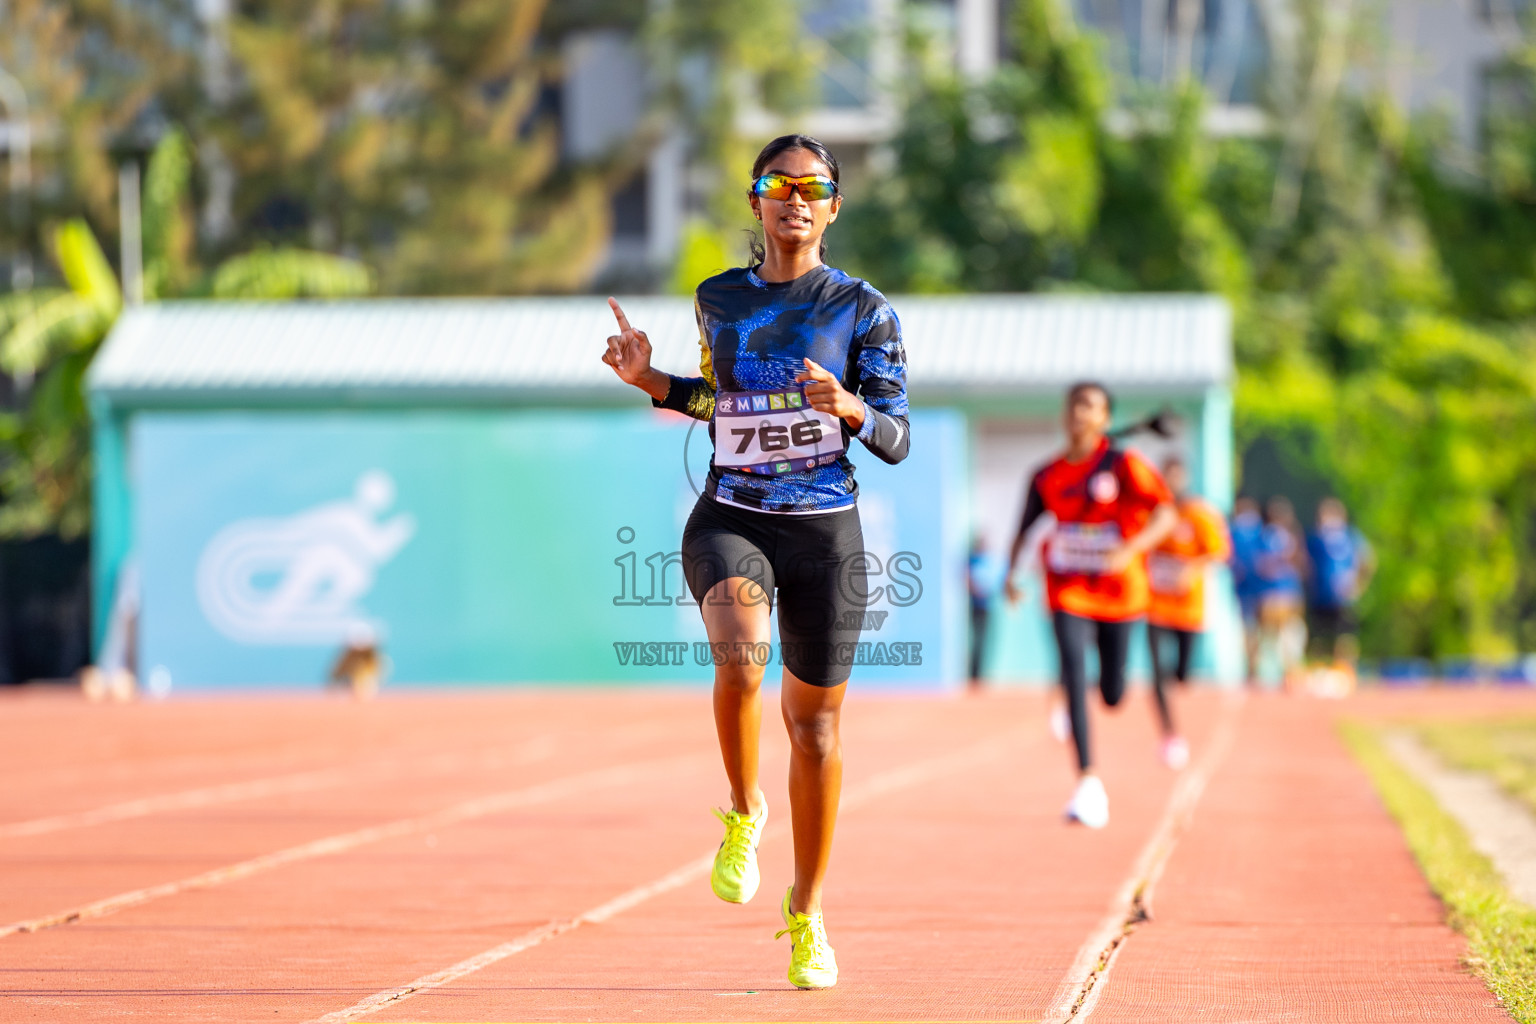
[843,3,1244,298]
[1,3,640,541]
[0,223,117,538]
[0,0,185,261]
[197,0,612,293]
[835,0,1536,659]
[0,129,372,539]
[651,0,818,291]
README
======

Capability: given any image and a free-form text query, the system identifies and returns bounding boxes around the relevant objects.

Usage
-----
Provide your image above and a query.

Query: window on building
[1477,0,1534,24]
[805,0,879,110]
[1072,0,1270,106]
[612,172,649,241]
[1478,56,1535,175]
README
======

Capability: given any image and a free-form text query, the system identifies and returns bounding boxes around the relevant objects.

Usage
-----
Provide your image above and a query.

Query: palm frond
[209,248,374,299]
[55,220,123,313]
[0,289,70,339]
[0,292,113,376]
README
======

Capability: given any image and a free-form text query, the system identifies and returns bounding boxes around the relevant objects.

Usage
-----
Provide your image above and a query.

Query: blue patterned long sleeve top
[653,263,910,514]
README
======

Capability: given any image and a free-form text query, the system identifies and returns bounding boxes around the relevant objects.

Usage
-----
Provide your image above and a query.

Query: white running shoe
[1049,706,1071,744]
[1065,775,1109,829]
[1160,735,1190,770]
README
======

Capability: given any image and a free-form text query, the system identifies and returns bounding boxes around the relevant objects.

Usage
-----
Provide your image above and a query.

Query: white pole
[0,65,31,289]
[957,0,998,80]
[119,162,143,306]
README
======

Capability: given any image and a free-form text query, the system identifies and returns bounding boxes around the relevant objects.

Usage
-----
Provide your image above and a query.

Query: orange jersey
[1017,439,1174,622]
[1147,497,1231,632]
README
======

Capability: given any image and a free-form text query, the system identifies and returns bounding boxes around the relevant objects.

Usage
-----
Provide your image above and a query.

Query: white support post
[958,0,999,80]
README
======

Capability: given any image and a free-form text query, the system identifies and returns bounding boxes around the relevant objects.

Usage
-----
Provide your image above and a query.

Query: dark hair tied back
[1067,380,1114,414]
[746,134,840,265]
[1065,381,1179,441]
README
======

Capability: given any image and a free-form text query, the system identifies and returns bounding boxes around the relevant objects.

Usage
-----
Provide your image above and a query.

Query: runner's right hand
[602,297,654,388]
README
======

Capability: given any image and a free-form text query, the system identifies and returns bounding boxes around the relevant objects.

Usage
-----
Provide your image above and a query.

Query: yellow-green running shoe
[775,886,838,989]
[710,804,766,903]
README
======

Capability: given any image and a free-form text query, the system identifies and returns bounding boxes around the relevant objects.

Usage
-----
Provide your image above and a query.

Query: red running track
[0,686,1523,1023]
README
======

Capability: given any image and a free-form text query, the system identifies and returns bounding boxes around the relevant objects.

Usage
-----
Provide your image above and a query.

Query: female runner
[1004,383,1175,828]
[601,134,909,988]
[1145,455,1230,769]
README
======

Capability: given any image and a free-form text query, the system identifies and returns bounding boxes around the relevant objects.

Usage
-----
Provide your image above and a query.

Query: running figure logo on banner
[196,471,415,644]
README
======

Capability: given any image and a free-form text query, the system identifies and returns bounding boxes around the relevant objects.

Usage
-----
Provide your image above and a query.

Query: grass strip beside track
[1342,722,1536,1024]
[1418,715,1536,816]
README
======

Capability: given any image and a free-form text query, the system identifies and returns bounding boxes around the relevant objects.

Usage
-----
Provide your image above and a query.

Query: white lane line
[3,713,687,796]
[1042,692,1246,1024]
[0,738,563,841]
[0,714,695,840]
[0,754,705,939]
[305,729,1026,1024]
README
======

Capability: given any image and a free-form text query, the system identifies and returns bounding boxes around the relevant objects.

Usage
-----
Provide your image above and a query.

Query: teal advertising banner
[133,409,966,691]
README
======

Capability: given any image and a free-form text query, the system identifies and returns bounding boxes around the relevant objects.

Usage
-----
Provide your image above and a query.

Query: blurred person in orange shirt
[1145,456,1230,770]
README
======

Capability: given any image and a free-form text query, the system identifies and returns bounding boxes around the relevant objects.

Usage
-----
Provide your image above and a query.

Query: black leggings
[1052,611,1136,772]
[1147,624,1197,735]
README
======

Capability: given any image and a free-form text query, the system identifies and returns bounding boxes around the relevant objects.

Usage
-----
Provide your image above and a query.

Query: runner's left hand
[796,358,864,426]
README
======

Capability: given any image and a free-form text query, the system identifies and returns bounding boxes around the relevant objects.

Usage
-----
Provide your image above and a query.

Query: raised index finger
[607,297,632,334]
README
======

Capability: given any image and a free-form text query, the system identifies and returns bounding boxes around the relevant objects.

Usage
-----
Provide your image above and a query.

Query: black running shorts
[681,497,869,687]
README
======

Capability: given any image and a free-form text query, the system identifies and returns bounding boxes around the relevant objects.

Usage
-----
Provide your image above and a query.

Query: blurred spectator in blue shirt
[967,534,998,686]
[1306,496,1374,667]
[1229,495,1264,684]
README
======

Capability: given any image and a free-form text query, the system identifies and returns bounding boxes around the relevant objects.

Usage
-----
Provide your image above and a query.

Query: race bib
[1148,552,1192,594]
[714,388,848,476]
[1047,523,1123,575]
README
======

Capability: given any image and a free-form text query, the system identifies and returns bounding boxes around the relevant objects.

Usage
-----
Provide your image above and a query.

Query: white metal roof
[88,293,1230,406]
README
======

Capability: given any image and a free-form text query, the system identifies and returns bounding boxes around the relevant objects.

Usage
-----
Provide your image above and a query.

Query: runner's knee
[784,707,840,760]
[714,660,765,693]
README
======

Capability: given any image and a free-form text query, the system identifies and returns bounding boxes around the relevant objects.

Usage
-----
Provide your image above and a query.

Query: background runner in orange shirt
[1005,382,1176,829]
[1145,456,1230,770]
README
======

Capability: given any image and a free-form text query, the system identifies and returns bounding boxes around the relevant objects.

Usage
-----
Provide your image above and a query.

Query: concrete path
[1387,730,1536,908]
